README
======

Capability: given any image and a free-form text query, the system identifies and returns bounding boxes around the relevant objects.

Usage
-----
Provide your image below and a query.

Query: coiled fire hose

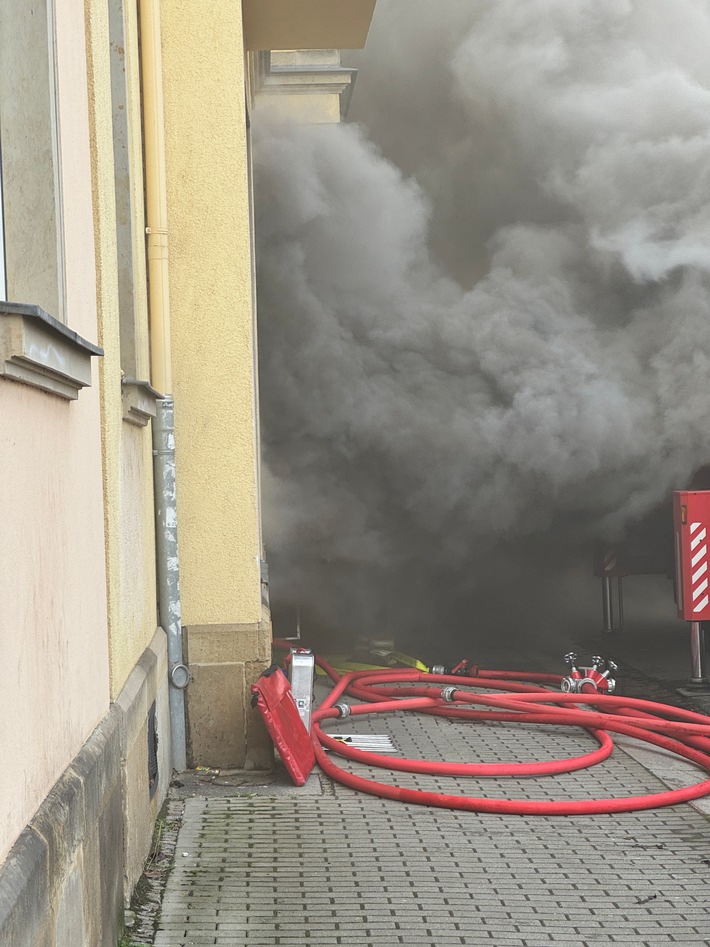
[293,651,710,815]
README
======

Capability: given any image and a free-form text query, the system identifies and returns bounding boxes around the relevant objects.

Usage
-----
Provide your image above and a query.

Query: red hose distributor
[561,653,617,694]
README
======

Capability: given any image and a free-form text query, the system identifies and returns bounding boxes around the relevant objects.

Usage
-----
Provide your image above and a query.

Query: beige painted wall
[0,0,110,864]
[243,0,376,51]
[0,361,108,865]
[161,0,263,626]
[255,93,343,124]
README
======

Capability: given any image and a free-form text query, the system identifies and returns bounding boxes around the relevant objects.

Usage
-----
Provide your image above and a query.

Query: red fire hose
[302,655,710,815]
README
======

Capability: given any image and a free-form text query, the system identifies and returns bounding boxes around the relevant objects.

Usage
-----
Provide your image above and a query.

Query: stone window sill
[121,377,162,426]
[0,302,103,400]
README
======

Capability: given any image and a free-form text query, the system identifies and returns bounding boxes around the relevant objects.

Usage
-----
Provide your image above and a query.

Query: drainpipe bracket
[170,663,190,689]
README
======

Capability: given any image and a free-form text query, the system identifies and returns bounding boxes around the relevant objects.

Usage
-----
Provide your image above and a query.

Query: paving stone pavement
[154,689,710,947]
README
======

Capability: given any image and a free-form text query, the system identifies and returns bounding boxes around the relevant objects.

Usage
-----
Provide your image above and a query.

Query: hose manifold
[561,652,618,695]
[441,686,458,702]
[561,673,617,695]
[334,702,351,718]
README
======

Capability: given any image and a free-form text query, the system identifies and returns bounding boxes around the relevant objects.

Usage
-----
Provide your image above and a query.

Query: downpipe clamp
[170,663,190,689]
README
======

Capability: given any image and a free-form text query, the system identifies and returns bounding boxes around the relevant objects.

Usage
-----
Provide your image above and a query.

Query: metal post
[602,576,614,633]
[153,398,188,771]
[689,621,707,685]
[616,576,624,633]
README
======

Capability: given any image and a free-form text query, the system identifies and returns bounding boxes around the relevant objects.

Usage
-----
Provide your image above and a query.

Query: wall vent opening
[148,701,159,798]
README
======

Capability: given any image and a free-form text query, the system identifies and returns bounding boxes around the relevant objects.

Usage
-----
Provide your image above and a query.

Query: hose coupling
[598,658,618,694]
[441,686,458,702]
[334,702,351,718]
[430,660,476,677]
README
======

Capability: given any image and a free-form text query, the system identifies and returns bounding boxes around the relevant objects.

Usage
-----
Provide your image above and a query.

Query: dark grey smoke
[254,0,710,652]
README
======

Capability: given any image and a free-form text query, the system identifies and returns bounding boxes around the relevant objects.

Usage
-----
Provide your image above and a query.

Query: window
[0,2,101,399]
[0,0,64,319]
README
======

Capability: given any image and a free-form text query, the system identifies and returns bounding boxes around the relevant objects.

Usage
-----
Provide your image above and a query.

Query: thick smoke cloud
[254,0,710,649]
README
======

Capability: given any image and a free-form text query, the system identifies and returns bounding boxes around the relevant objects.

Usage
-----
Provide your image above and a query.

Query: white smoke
[254,0,710,644]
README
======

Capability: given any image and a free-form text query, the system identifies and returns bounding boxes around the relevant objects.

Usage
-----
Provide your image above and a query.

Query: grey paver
[153,676,710,947]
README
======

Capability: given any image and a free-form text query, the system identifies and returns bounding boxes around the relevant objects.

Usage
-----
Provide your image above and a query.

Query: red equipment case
[251,666,315,786]
[673,490,710,621]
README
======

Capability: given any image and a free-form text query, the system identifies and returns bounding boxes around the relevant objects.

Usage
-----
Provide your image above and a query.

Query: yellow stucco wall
[84,0,158,697]
[161,0,263,626]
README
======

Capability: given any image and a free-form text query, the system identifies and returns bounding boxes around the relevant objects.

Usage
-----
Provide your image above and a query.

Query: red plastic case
[251,666,315,785]
[674,491,710,622]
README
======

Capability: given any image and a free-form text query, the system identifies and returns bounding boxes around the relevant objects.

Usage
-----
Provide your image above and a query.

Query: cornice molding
[251,51,357,121]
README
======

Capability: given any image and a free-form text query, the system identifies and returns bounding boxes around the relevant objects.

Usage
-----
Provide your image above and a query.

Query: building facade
[0,1,374,945]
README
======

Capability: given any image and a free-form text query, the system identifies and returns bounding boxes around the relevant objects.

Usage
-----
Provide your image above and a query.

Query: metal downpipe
[140,0,188,770]
[153,399,188,772]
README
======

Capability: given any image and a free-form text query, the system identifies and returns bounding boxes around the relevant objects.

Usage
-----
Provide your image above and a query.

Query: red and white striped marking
[690,522,708,613]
